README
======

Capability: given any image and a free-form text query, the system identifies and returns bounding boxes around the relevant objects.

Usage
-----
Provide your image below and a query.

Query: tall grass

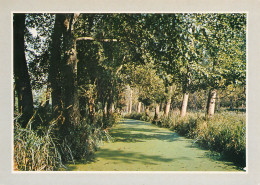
[14,112,119,171]
[14,117,63,171]
[124,111,246,167]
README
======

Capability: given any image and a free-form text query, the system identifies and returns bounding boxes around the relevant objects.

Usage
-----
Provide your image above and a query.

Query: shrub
[58,122,113,162]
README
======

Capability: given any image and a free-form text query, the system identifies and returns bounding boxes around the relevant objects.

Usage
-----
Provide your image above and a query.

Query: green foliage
[103,113,122,128]
[25,13,55,90]
[58,122,113,162]
[196,13,246,90]
[127,63,165,106]
[124,112,152,122]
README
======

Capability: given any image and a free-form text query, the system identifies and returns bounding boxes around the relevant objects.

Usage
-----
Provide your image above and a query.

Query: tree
[61,14,81,126]
[197,14,246,117]
[49,14,65,119]
[146,14,200,117]
[13,13,34,128]
[129,63,165,117]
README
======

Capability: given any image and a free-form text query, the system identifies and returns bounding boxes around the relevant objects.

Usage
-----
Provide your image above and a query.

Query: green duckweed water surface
[66,119,242,171]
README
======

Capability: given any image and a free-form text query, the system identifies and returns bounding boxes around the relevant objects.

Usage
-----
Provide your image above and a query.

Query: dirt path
[67,119,241,171]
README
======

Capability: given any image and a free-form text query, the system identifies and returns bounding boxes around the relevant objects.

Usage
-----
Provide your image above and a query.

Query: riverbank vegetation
[13,13,246,170]
[125,110,246,167]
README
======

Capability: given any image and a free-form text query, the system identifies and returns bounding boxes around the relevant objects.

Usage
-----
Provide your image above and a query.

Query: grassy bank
[124,111,246,167]
[13,112,120,171]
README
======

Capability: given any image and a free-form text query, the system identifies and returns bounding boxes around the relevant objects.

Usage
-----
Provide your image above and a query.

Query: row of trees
[14,13,246,134]
[122,14,246,120]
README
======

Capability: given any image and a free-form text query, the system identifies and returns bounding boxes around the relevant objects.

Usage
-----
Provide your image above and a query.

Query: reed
[13,119,63,171]
[13,112,119,171]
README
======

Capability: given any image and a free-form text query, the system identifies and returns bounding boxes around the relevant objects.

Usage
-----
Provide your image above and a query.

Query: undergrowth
[14,111,120,171]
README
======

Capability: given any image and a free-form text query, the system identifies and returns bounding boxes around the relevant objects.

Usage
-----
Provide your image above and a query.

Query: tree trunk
[49,14,64,118]
[180,92,189,117]
[145,106,149,116]
[88,98,95,123]
[154,104,160,121]
[160,102,163,112]
[129,89,132,114]
[164,98,171,117]
[109,102,114,114]
[164,86,173,117]
[206,89,217,117]
[62,14,81,126]
[137,102,141,113]
[103,101,107,118]
[13,14,34,128]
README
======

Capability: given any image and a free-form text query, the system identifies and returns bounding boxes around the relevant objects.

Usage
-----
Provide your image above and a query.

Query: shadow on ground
[89,148,191,165]
[111,119,181,143]
[61,119,242,171]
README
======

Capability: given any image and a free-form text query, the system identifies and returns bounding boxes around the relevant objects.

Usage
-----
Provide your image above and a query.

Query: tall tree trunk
[49,14,64,119]
[13,14,34,128]
[137,102,141,113]
[62,14,81,126]
[180,92,189,117]
[154,104,160,121]
[206,89,217,117]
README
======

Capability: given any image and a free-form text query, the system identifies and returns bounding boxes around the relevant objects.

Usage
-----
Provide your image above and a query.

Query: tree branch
[76,37,117,42]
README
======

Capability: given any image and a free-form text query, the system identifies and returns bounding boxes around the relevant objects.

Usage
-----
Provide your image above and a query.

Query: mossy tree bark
[13,13,34,128]
[62,14,81,126]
